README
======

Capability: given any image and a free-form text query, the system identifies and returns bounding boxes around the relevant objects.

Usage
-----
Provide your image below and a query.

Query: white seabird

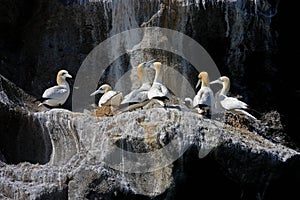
[37,69,72,107]
[147,61,170,107]
[210,76,257,120]
[121,59,156,105]
[192,71,215,116]
[90,84,123,107]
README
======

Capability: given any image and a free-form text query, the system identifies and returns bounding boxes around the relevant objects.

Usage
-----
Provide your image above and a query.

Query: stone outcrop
[1,73,299,199]
[0,0,298,199]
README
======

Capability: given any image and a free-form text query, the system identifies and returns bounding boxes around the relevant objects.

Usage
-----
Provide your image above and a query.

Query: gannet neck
[220,76,230,95]
[56,70,71,86]
[137,63,151,84]
[137,59,156,84]
[199,72,210,87]
[153,62,163,83]
[137,64,145,83]
[104,85,112,93]
[61,80,70,90]
[57,75,69,87]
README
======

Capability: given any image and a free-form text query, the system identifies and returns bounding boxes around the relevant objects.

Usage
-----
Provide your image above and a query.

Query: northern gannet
[147,61,170,107]
[121,59,156,105]
[192,71,215,116]
[210,76,257,120]
[90,84,123,107]
[37,69,72,107]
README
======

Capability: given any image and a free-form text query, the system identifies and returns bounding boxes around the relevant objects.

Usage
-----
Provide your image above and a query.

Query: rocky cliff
[0,0,296,143]
[0,0,283,107]
[0,0,299,199]
[1,67,299,199]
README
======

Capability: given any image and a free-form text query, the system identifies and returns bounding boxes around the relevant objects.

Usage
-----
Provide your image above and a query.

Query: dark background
[0,0,298,146]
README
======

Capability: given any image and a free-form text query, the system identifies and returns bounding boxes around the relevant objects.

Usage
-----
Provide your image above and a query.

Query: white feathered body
[121,82,151,104]
[98,90,123,107]
[193,86,214,108]
[216,93,256,120]
[147,82,170,100]
[40,84,70,107]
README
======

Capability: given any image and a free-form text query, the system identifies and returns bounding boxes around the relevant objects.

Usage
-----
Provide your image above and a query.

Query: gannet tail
[235,109,257,120]
[119,100,151,113]
[34,97,49,107]
[247,106,262,117]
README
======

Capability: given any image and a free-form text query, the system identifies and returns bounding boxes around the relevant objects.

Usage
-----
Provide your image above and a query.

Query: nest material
[92,106,118,117]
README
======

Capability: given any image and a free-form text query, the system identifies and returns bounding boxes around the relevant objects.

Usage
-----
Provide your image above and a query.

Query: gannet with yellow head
[90,84,123,107]
[147,61,170,106]
[121,59,156,105]
[193,71,215,116]
[210,76,257,120]
[37,69,72,107]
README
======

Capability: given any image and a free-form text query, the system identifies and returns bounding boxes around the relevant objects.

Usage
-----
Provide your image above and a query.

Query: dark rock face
[0,0,298,199]
[0,75,51,165]
[0,0,282,104]
[0,0,296,145]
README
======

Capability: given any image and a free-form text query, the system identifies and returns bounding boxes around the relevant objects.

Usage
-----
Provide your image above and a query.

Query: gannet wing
[42,85,68,100]
[121,82,152,104]
[121,90,139,104]
[121,89,148,104]
[193,90,203,107]
[233,109,257,120]
[161,84,170,98]
[148,83,169,98]
[131,91,148,103]
[148,84,160,99]
[109,92,123,107]
[139,82,152,91]
[119,99,151,113]
[100,91,122,107]
[193,87,214,107]
[220,95,248,110]
[99,91,117,105]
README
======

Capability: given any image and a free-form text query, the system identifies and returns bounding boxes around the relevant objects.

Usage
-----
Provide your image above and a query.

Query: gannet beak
[145,59,156,67]
[66,74,72,78]
[196,79,201,88]
[90,88,103,96]
[210,79,222,85]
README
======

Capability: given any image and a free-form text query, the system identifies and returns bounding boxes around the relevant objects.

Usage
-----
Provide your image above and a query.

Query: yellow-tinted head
[99,84,112,93]
[137,59,156,81]
[219,76,230,94]
[57,69,72,85]
[90,84,112,96]
[198,71,209,81]
[220,76,230,85]
[196,71,210,87]
[212,76,230,94]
